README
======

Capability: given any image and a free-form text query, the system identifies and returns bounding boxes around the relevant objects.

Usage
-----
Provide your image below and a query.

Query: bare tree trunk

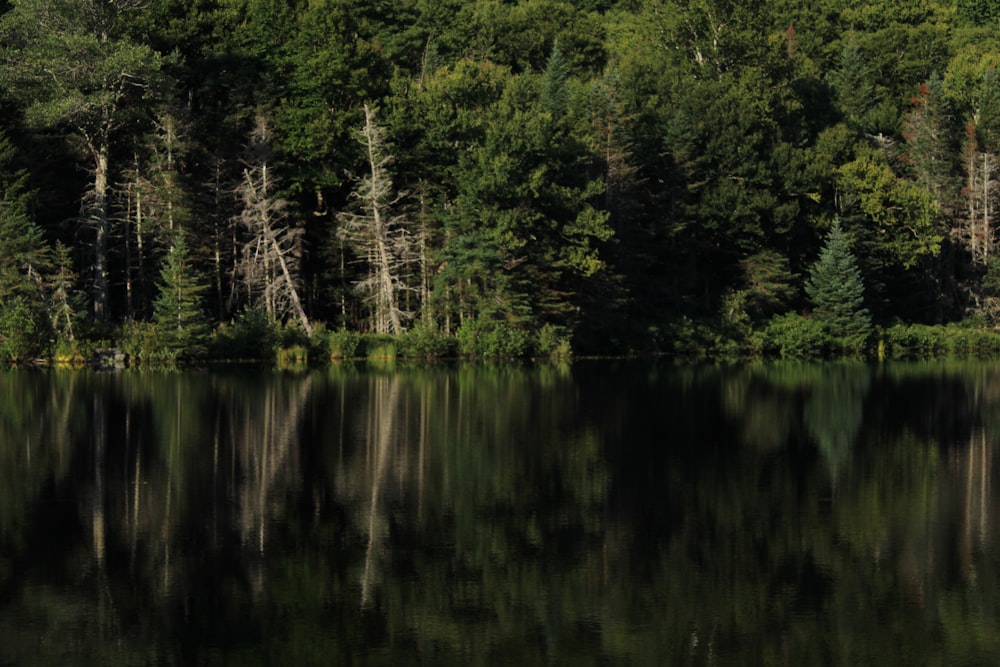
[237,115,312,335]
[338,104,414,335]
[124,179,134,318]
[983,152,994,263]
[271,231,312,334]
[363,105,402,335]
[92,145,111,319]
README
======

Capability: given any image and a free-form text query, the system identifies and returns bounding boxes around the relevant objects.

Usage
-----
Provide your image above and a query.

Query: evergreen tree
[805,220,872,352]
[0,128,48,298]
[0,128,51,361]
[152,230,210,356]
[48,242,81,345]
[541,41,569,121]
[0,0,164,319]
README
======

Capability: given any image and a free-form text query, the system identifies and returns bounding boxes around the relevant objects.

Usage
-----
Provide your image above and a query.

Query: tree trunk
[92,145,111,319]
[363,104,401,335]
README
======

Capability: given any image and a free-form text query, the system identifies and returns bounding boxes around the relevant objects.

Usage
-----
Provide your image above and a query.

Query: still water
[0,361,998,665]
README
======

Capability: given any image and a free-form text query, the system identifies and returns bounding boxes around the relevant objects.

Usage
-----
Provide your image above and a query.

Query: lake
[0,361,998,665]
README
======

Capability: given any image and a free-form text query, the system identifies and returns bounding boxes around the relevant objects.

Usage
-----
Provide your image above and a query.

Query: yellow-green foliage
[881,323,1000,359]
[276,344,309,370]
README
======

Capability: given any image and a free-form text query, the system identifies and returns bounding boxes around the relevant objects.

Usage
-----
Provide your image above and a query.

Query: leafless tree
[337,104,418,335]
[235,114,312,335]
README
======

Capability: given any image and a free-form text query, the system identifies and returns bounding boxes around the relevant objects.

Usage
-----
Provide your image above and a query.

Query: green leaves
[0,0,163,138]
[805,221,872,351]
[152,231,210,355]
[836,149,942,269]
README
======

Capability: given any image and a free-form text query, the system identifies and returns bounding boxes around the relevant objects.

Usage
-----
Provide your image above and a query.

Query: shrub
[400,323,454,360]
[51,338,87,365]
[882,322,1000,359]
[456,318,531,359]
[362,334,398,361]
[0,296,49,362]
[762,313,826,359]
[881,323,945,359]
[326,328,361,359]
[276,344,309,370]
[535,324,573,361]
[211,307,279,360]
[118,320,176,364]
[666,316,717,359]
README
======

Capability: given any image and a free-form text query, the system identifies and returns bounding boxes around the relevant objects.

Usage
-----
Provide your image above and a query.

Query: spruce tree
[541,41,570,121]
[805,221,872,352]
[0,128,51,360]
[153,231,210,356]
[0,128,50,296]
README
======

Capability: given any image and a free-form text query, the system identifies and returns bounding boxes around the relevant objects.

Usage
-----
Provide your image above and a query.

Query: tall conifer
[805,221,872,351]
[153,231,210,355]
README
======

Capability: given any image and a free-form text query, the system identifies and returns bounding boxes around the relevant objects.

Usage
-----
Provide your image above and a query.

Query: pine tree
[48,242,81,345]
[805,221,872,352]
[0,129,48,299]
[0,0,164,319]
[153,231,210,356]
[541,41,570,121]
[0,128,51,360]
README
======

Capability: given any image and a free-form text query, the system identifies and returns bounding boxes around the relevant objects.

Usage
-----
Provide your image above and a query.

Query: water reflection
[2,363,1000,663]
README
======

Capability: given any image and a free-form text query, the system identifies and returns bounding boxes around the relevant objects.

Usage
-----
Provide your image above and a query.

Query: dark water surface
[1,361,999,665]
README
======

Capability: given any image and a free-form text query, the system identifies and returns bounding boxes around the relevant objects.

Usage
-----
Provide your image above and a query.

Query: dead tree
[235,115,312,335]
[337,104,418,335]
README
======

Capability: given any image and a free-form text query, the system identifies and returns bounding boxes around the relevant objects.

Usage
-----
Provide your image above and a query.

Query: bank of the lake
[13,314,1000,370]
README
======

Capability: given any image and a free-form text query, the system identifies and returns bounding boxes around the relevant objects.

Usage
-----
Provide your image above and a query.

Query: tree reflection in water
[0,363,999,663]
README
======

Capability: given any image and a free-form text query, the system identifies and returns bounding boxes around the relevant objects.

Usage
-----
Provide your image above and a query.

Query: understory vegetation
[5,0,1000,365]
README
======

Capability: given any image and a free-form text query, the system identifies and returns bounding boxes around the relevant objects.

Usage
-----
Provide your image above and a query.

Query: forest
[3,0,1000,363]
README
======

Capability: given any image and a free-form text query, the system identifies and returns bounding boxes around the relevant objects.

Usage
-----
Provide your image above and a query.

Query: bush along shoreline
[11,308,1000,370]
[2,310,579,369]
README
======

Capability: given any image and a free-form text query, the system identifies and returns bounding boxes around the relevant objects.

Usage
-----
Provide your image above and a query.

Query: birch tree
[338,104,416,335]
[235,114,312,335]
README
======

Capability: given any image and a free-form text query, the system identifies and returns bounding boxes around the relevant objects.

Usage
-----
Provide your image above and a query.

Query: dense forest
[3,0,1000,362]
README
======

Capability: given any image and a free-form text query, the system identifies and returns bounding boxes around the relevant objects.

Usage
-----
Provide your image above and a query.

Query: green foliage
[399,324,456,360]
[456,318,532,359]
[325,328,361,360]
[0,0,997,359]
[984,255,1000,298]
[724,250,798,328]
[881,322,1000,359]
[837,150,942,270]
[535,323,573,361]
[0,129,49,301]
[805,221,873,353]
[760,312,827,359]
[118,319,176,365]
[0,296,49,362]
[211,307,280,360]
[276,344,309,370]
[46,242,82,346]
[152,232,211,357]
[664,316,743,360]
[957,0,1000,25]
[541,41,570,120]
[363,335,398,362]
